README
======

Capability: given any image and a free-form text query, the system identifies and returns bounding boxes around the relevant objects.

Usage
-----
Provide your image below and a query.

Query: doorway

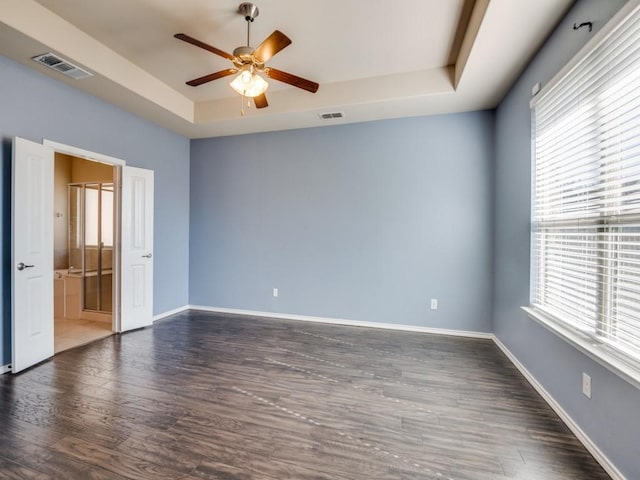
[12,137,155,373]
[53,153,115,353]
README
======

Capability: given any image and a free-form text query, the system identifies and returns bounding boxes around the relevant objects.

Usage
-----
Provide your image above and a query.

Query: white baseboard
[0,364,11,375]
[153,305,189,322]
[187,305,494,339]
[492,337,625,480]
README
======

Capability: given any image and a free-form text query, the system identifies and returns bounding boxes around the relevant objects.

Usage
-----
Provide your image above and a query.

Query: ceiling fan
[175,2,319,110]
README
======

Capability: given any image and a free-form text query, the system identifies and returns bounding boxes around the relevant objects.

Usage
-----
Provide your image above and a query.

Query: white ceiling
[0,0,573,138]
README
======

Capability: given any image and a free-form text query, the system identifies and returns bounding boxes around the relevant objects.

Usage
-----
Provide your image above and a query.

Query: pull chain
[240,91,252,116]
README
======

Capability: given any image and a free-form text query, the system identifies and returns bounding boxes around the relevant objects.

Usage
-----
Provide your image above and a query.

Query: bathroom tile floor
[54,317,112,353]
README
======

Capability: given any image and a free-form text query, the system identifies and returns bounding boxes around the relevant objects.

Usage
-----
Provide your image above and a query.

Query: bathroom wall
[53,154,71,269]
[70,156,114,183]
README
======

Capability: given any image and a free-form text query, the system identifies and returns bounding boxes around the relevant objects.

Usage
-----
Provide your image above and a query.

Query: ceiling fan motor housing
[233,46,255,61]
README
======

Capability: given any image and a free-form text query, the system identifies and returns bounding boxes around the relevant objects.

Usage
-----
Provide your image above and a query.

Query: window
[84,185,114,247]
[530,3,640,379]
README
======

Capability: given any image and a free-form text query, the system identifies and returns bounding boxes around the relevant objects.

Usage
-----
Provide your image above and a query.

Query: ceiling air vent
[319,112,345,120]
[32,53,93,80]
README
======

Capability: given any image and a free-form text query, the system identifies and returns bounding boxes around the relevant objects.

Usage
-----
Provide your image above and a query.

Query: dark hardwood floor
[0,311,610,479]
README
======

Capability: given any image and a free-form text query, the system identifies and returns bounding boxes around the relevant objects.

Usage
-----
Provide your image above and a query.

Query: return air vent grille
[32,53,93,80]
[319,112,345,120]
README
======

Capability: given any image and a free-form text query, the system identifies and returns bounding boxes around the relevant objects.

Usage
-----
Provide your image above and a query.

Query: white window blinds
[531,4,640,365]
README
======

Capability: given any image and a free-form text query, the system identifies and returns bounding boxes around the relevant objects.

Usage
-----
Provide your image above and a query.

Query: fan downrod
[234,2,260,61]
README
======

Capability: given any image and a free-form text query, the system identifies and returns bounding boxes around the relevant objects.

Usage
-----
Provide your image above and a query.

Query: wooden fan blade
[174,33,234,61]
[186,68,237,86]
[264,67,319,93]
[252,30,291,63]
[254,93,268,109]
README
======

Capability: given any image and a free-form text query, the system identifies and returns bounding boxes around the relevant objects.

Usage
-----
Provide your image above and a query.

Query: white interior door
[12,137,54,373]
[120,166,154,331]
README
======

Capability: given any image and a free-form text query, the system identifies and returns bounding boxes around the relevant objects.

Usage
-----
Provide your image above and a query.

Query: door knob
[17,262,34,271]
[142,253,152,258]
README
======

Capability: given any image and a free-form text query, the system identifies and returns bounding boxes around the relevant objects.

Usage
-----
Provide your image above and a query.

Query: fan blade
[186,68,237,86]
[254,93,268,109]
[174,33,234,61]
[252,30,292,63]
[264,68,319,93]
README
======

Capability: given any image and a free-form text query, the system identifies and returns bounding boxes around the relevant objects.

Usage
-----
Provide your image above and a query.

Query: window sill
[521,306,640,391]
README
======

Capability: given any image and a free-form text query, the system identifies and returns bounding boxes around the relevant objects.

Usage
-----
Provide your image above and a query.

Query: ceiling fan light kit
[229,67,269,97]
[174,2,319,114]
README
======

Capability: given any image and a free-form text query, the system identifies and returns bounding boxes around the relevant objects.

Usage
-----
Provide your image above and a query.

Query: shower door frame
[68,182,115,314]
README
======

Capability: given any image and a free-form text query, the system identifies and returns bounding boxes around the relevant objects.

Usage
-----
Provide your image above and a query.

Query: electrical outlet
[430,299,438,310]
[582,372,591,399]
[272,288,278,298]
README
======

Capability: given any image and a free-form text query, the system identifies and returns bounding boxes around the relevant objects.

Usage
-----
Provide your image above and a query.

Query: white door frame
[43,140,125,332]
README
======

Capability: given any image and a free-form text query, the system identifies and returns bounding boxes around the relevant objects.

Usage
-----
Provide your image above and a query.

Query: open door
[120,166,154,332]
[12,137,54,373]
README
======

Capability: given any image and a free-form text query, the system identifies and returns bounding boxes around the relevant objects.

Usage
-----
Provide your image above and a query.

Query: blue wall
[0,55,191,366]
[190,112,495,332]
[494,0,640,478]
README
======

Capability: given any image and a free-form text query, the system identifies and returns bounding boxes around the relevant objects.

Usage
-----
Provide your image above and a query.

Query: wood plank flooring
[0,311,610,479]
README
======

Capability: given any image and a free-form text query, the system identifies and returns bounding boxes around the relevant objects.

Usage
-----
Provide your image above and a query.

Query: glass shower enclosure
[68,183,114,313]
